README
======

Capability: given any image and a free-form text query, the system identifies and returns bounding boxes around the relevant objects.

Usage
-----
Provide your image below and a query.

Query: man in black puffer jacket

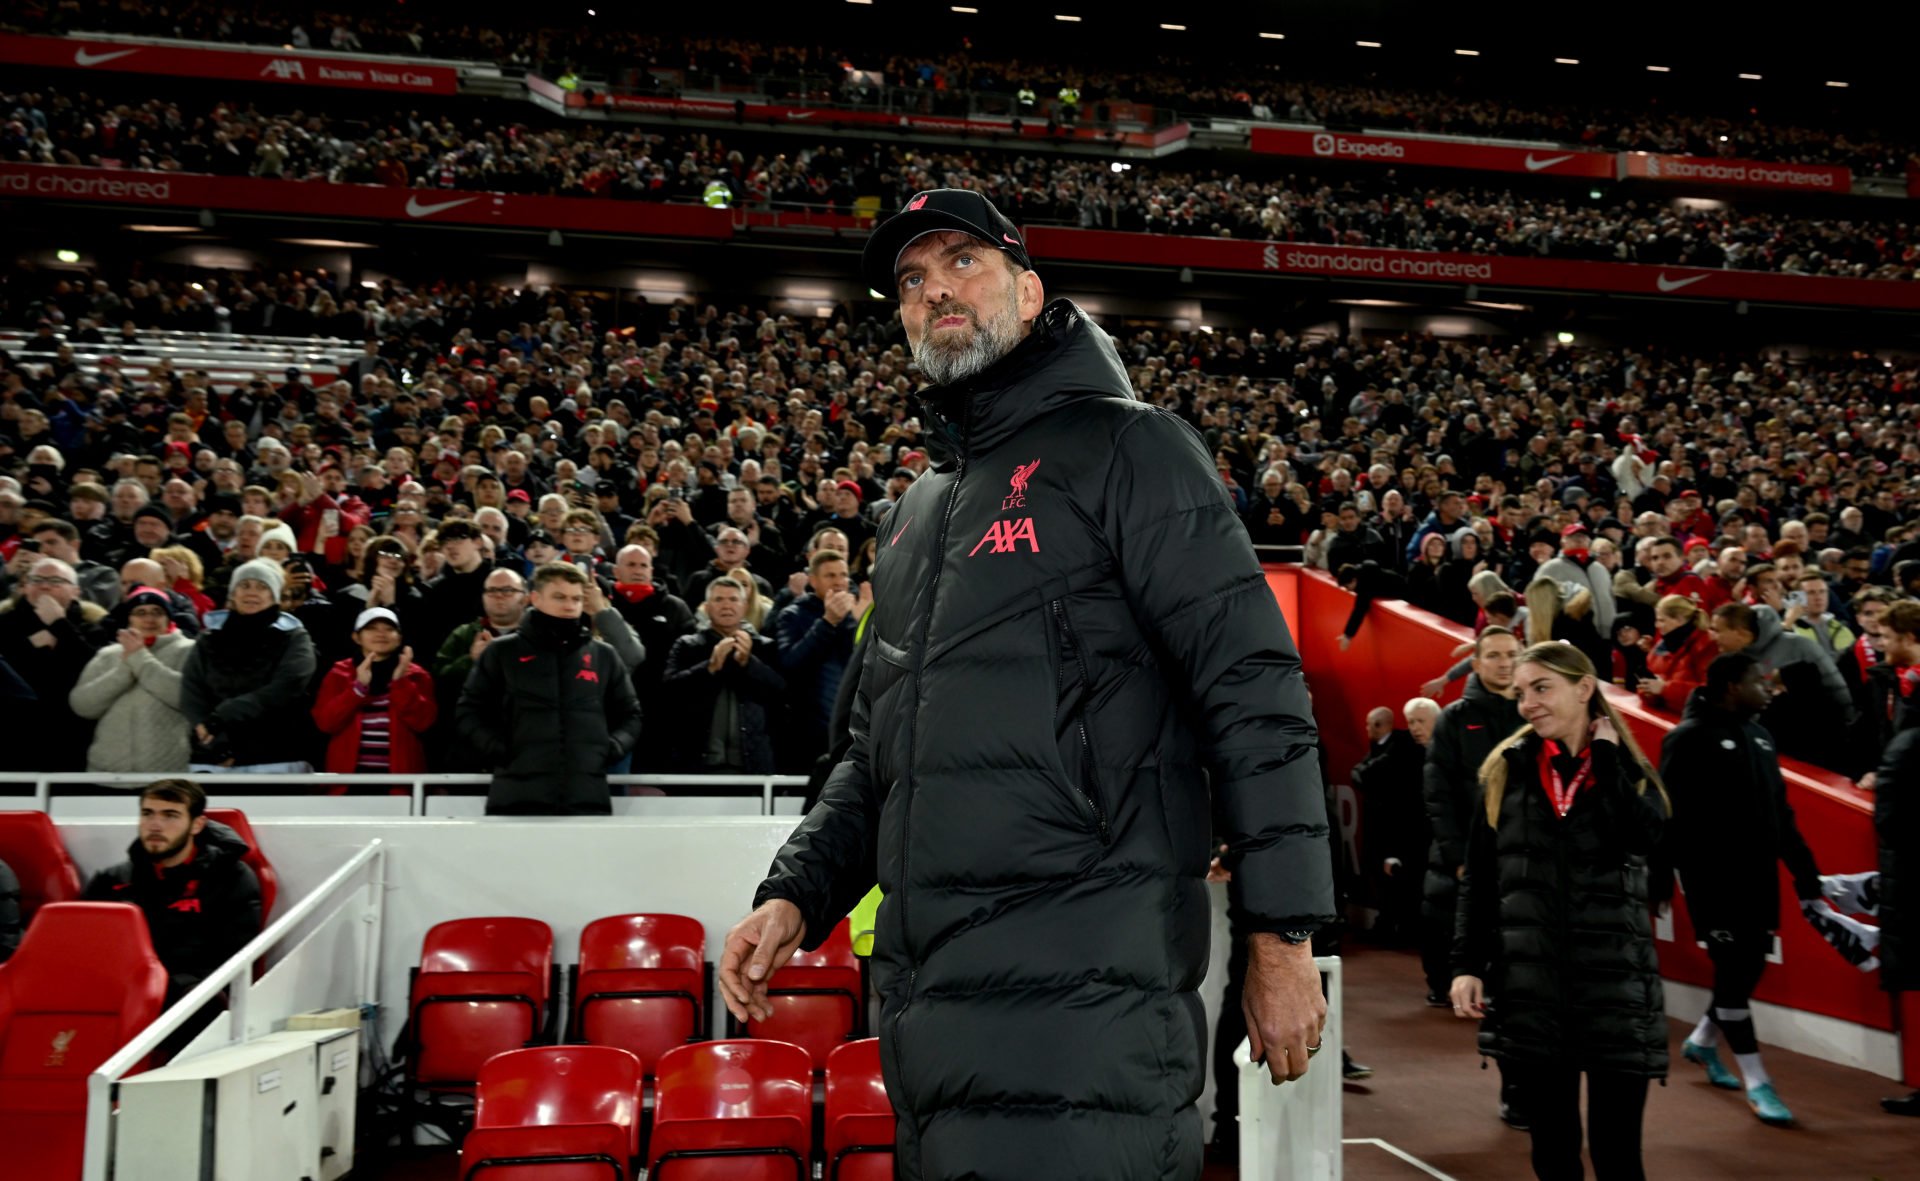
[457,561,642,815]
[720,190,1336,1181]
[1421,626,1525,1125]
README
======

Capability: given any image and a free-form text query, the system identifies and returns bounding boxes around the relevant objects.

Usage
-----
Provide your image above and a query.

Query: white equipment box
[113,1028,359,1181]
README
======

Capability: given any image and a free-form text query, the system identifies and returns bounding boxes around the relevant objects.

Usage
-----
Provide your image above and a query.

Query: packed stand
[16,5,1918,174]
[5,87,1916,282]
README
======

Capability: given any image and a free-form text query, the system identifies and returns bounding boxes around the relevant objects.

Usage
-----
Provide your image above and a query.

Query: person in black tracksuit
[456,562,642,815]
[83,779,261,1057]
[1660,652,1821,1125]
[1423,627,1526,1124]
[725,190,1336,1181]
[1876,639,1920,1115]
[1452,642,1669,1181]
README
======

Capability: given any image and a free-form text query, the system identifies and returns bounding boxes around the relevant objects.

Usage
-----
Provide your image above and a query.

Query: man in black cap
[720,190,1335,1180]
[182,493,243,575]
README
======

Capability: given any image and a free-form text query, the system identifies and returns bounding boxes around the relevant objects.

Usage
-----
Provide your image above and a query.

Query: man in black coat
[719,190,1335,1181]
[1421,626,1525,1125]
[0,557,112,770]
[1660,652,1821,1125]
[457,561,642,815]
[1874,603,1920,1115]
[773,550,865,769]
[662,575,785,774]
[415,519,493,662]
[82,778,261,1055]
[1353,704,1430,941]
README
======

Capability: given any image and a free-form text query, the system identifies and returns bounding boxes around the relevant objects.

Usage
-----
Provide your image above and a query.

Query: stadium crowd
[2,262,1919,800]
[5,87,1917,282]
[19,4,1917,174]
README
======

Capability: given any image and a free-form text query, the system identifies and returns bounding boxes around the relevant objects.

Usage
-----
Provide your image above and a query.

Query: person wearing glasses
[0,557,112,770]
[681,526,774,606]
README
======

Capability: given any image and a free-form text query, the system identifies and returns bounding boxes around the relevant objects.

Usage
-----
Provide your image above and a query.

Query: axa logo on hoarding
[1310,133,1405,160]
[261,58,306,80]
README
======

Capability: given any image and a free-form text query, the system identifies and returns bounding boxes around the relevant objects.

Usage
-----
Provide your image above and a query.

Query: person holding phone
[1452,642,1670,1181]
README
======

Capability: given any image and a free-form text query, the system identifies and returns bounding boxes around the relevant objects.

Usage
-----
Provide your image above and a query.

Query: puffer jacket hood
[917,298,1132,466]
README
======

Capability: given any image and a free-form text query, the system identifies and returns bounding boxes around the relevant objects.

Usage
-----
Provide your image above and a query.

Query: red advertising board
[1024,226,1920,311]
[0,32,459,94]
[585,92,1186,150]
[1251,126,1614,179]
[0,163,731,238]
[1280,566,1896,1044]
[1620,151,1851,193]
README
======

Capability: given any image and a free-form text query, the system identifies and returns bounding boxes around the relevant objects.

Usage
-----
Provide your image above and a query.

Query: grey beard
[914,300,1024,387]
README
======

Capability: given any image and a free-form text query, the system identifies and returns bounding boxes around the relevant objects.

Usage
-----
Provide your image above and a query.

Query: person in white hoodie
[69,586,195,773]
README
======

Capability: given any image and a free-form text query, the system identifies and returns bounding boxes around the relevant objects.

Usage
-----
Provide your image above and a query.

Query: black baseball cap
[861,188,1033,298]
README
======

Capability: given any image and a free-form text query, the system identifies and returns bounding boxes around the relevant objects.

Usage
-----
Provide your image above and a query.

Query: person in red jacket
[312,606,437,778]
[1645,536,1711,606]
[1638,594,1719,712]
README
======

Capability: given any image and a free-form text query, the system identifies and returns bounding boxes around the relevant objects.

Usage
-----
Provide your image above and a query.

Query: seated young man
[83,778,262,1029]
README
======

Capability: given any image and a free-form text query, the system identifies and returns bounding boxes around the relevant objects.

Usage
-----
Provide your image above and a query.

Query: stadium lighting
[1054,13,1082,20]
[951,4,978,9]
[56,249,80,263]
[1554,57,1580,65]
[1738,72,1762,80]
[1557,331,1576,344]
[1646,64,1671,72]
[1826,80,1849,88]
[1160,23,1186,30]
[1454,49,1480,56]
[1259,32,1285,39]
[1356,40,1381,48]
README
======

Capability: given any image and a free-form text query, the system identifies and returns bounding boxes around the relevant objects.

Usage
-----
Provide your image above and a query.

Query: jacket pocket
[1050,598,1112,846]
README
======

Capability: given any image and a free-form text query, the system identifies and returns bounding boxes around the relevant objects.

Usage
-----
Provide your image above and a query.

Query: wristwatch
[1275,927,1317,945]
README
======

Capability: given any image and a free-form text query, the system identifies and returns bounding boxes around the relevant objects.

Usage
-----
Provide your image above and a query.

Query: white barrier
[81,839,387,1181]
[1235,955,1343,1181]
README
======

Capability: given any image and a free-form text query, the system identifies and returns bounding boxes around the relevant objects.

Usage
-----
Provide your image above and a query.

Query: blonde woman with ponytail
[1449,641,1669,1181]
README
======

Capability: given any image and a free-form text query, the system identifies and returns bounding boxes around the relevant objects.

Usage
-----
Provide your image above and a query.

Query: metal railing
[0,771,811,816]
[81,838,387,1181]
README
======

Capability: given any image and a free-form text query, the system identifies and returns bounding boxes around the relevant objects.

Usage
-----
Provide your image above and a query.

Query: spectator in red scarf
[1644,537,1710,606]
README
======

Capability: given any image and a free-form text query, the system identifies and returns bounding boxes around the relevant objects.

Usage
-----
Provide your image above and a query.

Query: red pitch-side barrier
[1267,566,1905,1079]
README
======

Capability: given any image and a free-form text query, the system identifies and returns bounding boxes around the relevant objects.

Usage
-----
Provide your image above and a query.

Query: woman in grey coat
[69,586,195,773]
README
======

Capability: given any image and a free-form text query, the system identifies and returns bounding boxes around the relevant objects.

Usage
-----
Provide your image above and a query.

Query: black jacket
[1339,560,1409,639]
[1660,693,1821,933]
[1878,697,1920,992]
[1353,730,1428,870]
[1423,674,1522,901]
[417,562,494,660]
[1453,736,1669,1077]
[456,607,643,814]
[179,607,318,767]
[82,820,262,1002]
[0,857,20,963]
[751,300,1334,1181]
[0,597,111,770]
[661,624,784,774]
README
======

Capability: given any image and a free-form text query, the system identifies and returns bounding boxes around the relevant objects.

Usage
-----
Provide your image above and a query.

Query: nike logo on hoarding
[74,48,139,66]
[784,111,815,120]
[1523,153,1575,171]
[404,195,478,218]
[1655,273,1709,292]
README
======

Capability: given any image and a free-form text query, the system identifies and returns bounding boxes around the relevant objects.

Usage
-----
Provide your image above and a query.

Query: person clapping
[313,607,437,776]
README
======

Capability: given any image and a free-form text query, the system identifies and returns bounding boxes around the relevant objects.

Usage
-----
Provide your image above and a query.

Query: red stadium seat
[0,902,168,1181]
[0,811,83,923]
[410,917,554,1091]
[649,1040,811,1181]
[742,918,863,1071]
[825,1038,894,1181]
[202,808,277,926]
[572,914,707,1079]
[458,1046,640,1181]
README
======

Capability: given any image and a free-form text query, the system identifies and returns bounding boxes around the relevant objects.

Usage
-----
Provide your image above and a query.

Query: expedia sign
[1310,132,1407,160]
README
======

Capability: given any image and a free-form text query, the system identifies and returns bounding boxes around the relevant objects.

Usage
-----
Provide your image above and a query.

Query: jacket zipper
[895,415,971,1073]
[1052,598,1112,845]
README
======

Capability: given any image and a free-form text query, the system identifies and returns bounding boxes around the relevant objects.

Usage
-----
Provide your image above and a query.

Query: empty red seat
[0,811,83,923]
[825,1039,894,1181]
[410,917,553,1091]
[459,1046,640,1181]
[743,918,862,1071]
[0,902,168,1180]
[202,808,277,927]
[649,1039,811,1181]
[572,914,706,1079]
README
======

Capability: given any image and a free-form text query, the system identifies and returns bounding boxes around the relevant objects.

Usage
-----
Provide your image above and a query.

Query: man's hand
[194,723,214,746]
[470,630,493,662]
[823,589,857,625]
[1242,933,1327,1085]
[718,899,808,1023]
[585,581,608,616]
[787,571,808,597]
[1335,633,1351,652]
[732,633,752,665]
[1637,675,1666,699]
[369,571,396,606]
[1450,974,1485,1019]
[1859,771,1878,791]
[33,593,65,625]
[707,635,734,673]
[1420,676,1446,698]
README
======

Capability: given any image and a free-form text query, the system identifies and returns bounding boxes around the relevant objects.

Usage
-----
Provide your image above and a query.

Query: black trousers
[1506,1063,1649,1181]
[1705,928,1773,1055]
[1420,872,1456,996]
